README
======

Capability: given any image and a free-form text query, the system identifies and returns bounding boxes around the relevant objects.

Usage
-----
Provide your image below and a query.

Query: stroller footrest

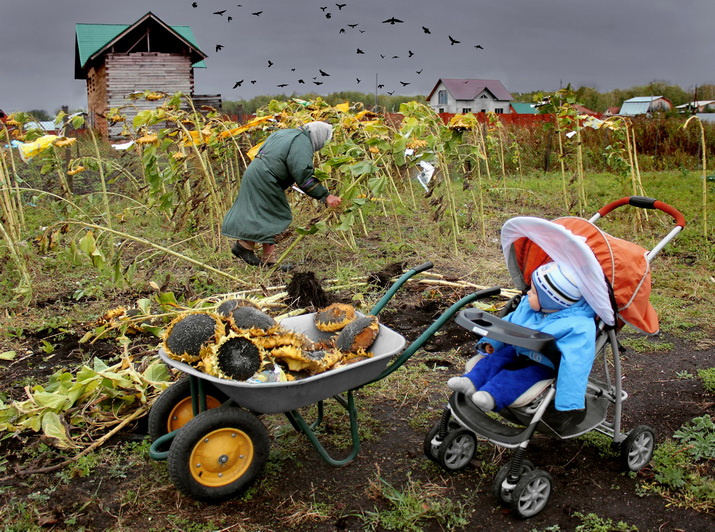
[449,392,535,445]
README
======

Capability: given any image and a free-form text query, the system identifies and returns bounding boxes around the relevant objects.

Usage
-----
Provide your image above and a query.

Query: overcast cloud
[1,0,713,114]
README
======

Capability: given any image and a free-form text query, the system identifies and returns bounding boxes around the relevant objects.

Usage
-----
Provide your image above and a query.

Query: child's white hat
[532,262,582,311]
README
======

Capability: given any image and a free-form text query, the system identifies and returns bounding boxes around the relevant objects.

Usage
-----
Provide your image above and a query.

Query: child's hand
[476,342,494,355]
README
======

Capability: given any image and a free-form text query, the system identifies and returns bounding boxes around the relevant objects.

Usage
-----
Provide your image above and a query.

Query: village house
[618,96,672,117]
[74,12,218,137]
[427,79,514,115]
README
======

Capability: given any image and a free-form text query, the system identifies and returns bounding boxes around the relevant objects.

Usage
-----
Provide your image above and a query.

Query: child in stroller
[447,262,596,430]
[426,197,686,519]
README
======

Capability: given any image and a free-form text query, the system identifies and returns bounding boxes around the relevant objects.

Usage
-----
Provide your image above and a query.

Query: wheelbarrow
[148,261,500,501]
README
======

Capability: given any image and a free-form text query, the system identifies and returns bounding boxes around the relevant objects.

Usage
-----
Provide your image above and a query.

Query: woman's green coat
[221,128,329,243]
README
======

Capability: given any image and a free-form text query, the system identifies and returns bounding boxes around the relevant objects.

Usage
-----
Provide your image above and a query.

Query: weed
[571,511,638,531]
[577,431,620,459]
[675,370,694,379]
[697,367,715,394]
[640,415,715,512]
[358,472,470,531]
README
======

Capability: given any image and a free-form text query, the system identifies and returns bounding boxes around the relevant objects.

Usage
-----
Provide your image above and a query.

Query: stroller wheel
[510,469,553,519]
[437,429,477,471]
[492,459,534,504]
[620,425,656,472]
[423,419,461,463]
[168,407,270,502]
[148,377,227,446]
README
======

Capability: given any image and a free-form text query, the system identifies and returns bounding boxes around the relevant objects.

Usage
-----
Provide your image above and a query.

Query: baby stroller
[424,197,686,518]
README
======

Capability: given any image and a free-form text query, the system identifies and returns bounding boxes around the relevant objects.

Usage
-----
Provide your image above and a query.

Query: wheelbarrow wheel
[620,425,656,472]
[168,407,270,502]
[510,469,552,519]
[493,459,535,504]
[148,377,227,444]
[437,429,477,471]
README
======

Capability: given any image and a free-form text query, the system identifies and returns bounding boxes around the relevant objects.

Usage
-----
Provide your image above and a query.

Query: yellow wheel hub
[167,396,222,433]
[189,428,254,487]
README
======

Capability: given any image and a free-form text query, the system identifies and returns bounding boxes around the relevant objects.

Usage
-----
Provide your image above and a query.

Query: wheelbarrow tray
[158,312,406,414]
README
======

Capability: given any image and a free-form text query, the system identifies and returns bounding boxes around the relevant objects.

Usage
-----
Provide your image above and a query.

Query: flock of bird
[189,2,487,96]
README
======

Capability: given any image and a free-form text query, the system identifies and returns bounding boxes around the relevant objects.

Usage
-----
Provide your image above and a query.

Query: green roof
[511,102,538,114]
[75,13,206,74]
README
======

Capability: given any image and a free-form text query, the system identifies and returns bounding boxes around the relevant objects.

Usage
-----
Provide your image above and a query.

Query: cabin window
[495,108,503,114]
[438,108,445,113]
[462,108,472,113]
[480,94,489,99]
[438,90,447,104]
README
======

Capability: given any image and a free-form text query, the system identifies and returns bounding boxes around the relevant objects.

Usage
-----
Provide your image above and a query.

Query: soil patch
[0,283,713,531]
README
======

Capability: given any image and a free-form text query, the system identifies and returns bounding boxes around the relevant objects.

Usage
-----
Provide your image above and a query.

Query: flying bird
[392,55,399,59]
[416,69,423,74]
[325,13,332,19]
[339,28,346,34]
[215,44,224,52]
[357,48,365,54]
[378,84,384,89]
[356,78,361,83]
[252,11,263,16]
[474,44,484,49]
[336,3,346,9]
[267,60,273,67]
[319,69,330,76]
[277,84,288,88]
[359,29,365,33]
[348,23,358,28]
[422,26,431,34]
[232,80,244,88]
[387,91,395,95]
[227,16,233,22]
[213,10,226,16]
[449,35,460,45]
[382,17,403,24]
[320,6,328,11]
[251,80,256,84]
[400,81,411,86]
[380,54,386,59]
[192,2,198,8]
[313,81,323,85]
[298,79,305,84]
[291,68,296,71]
[408,50,414,57]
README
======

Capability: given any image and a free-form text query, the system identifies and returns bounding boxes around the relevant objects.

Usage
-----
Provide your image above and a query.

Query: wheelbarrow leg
[284,390,360,466]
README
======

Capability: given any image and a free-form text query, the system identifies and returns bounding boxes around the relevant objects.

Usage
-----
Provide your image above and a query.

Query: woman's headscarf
[302,121,333,151]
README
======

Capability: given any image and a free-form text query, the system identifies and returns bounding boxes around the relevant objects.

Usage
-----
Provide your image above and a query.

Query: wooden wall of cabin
[104,52,195,137]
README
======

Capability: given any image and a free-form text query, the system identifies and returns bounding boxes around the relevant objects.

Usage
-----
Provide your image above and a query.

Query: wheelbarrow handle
[369,261,434,316]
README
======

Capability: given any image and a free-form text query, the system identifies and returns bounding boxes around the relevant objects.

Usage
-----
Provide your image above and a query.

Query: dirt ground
[0,274,713,531]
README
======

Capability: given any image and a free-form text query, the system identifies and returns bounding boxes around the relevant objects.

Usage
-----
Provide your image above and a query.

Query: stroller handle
[596,196,686,228]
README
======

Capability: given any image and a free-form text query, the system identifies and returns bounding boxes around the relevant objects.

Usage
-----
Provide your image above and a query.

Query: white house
[427,79,513,114]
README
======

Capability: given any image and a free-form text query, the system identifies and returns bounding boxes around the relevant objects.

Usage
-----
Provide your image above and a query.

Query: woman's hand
[325,194,342,208]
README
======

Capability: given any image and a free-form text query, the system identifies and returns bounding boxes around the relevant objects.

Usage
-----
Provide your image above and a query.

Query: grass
[358,472,471,531]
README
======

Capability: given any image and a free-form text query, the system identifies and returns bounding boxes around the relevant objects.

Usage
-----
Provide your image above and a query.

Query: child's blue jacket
[482,297,597,410]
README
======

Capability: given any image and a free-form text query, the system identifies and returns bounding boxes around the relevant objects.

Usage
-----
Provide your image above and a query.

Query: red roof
[427,79,513,102]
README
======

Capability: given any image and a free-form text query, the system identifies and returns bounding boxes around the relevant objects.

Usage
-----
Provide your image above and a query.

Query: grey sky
[1,0,713,114]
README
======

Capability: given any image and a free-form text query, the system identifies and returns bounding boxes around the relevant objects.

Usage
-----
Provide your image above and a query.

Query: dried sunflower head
[163,312,224,363]
[314,303,356,332]
[200,332,265,380]
[335,315,380,353]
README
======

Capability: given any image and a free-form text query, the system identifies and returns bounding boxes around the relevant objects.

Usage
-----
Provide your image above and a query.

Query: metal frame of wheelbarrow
[149,261,500,468]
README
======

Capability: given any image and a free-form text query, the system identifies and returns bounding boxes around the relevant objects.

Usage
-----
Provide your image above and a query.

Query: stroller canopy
[500,216,660,334]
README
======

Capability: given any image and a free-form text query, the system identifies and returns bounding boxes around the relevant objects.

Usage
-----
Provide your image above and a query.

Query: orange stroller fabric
[509,217,658,334]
